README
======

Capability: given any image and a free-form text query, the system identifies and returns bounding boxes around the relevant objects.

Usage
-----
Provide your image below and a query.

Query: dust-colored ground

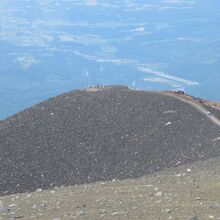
[1,157,220,220]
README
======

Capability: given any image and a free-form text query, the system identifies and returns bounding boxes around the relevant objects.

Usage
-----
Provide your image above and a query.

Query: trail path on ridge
[162,92,220,127]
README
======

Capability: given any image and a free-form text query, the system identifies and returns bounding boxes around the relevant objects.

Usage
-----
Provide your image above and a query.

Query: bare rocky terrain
[0,157,220,220]
[0,86,220,219]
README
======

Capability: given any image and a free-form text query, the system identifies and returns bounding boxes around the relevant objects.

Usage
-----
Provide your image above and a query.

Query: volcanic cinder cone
[0,86,220,195]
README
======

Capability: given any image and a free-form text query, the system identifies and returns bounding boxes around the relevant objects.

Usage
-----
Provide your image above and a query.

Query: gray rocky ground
[0,157,220,220]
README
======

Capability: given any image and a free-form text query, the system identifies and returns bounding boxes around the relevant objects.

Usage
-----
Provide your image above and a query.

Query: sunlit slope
[1,157,220,220]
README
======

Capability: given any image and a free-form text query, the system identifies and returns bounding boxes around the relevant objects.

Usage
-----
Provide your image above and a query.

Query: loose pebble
[76,210,85,216]
[99,209,107,214]
[111,212,124,216]
[156,191,162,196]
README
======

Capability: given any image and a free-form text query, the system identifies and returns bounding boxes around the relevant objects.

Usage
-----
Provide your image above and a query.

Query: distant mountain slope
[0,86,220,195]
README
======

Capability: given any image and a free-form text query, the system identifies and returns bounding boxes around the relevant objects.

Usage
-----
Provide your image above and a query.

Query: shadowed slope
[0,86,220,195]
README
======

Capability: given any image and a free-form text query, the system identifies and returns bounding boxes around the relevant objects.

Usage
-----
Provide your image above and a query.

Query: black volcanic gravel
[0,86,220,195]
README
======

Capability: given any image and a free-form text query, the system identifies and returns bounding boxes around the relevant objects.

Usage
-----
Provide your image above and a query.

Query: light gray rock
[209,201,220,210]
[189,216,200,220]
[111,212,124,216]
[99,209,107,214]
[0,200,8,213]
[164,208,172,214]
[76,210,85,216]
[155,191,162,196]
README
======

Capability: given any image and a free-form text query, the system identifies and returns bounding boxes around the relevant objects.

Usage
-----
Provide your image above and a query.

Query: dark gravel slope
[0,86,220,195]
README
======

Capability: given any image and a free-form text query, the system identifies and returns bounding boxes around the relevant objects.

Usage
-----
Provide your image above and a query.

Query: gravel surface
[205,105,220,120]
[0,86,220,195]
[0,157,219,220]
